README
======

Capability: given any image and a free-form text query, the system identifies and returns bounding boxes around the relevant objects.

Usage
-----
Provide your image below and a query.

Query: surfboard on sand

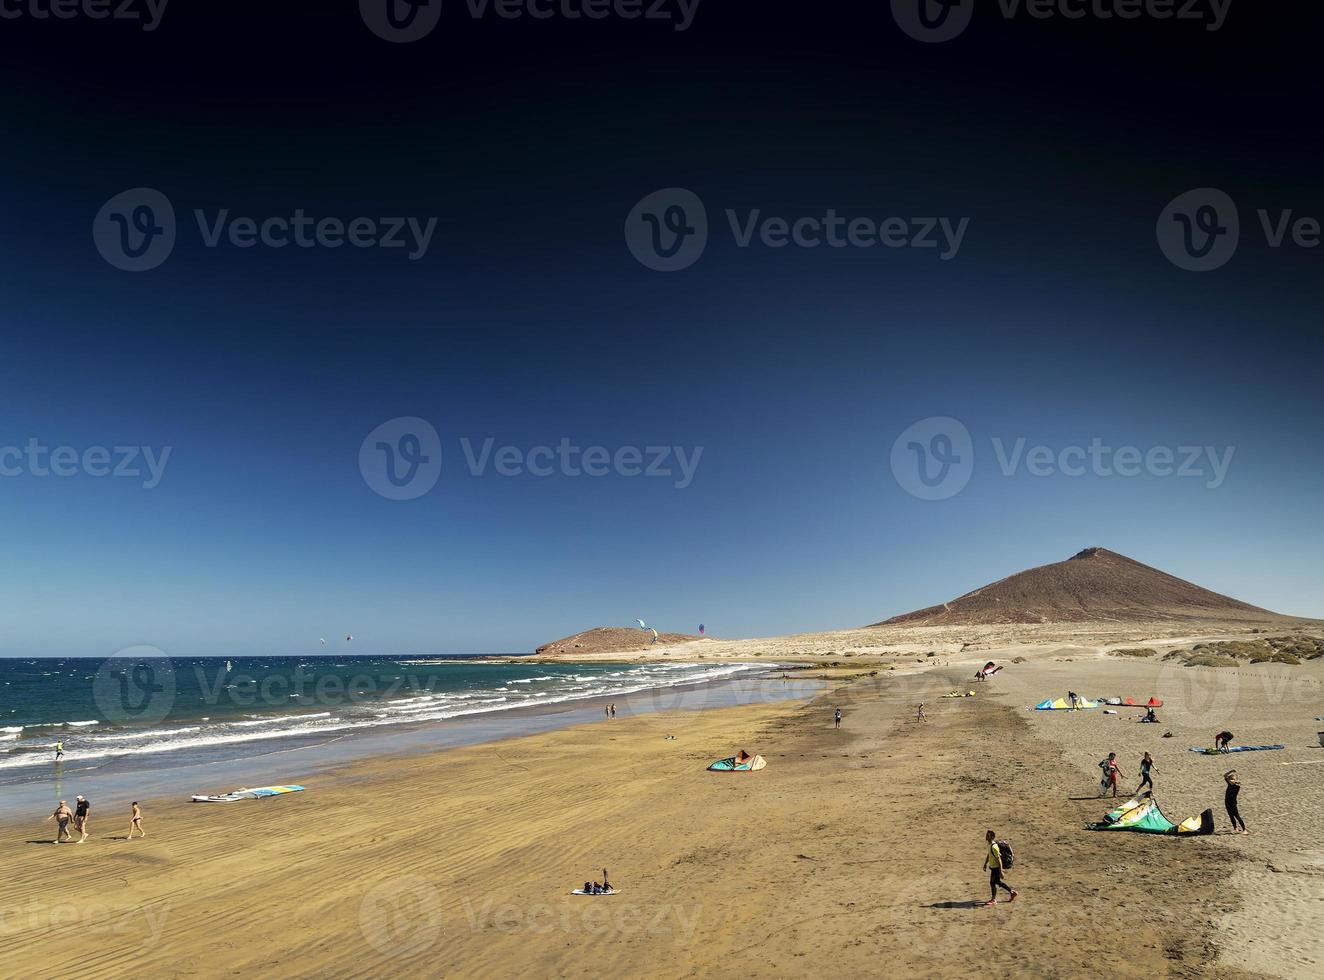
[570,889,619,896]
[191,785,306,802]
[1188,745,1285,754]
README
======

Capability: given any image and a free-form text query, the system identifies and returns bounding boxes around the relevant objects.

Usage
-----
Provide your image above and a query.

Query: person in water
[1224,770,1248,834]
[54,741,64,761]
[74,795,91,843]
[47,800,75,843]
[1215,731,1234,752]
[982,830,1017,907]
[1136,753,1156,793]
[128,802,147,839]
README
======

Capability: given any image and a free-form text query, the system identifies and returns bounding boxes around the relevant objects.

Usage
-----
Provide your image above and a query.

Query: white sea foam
[0,663,765,774]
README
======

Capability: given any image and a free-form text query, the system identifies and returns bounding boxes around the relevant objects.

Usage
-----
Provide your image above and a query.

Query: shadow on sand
[928,900,985,910]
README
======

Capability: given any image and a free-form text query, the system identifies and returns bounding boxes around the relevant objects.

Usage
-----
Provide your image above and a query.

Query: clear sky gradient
[2,3,1321,656]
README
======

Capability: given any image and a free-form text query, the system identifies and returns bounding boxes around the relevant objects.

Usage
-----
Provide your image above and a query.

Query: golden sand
[8,636,1317,978]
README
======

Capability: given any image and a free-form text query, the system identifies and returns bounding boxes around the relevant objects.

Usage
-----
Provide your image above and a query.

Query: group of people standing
[1096,750,1249,833]
[46,797,145,843]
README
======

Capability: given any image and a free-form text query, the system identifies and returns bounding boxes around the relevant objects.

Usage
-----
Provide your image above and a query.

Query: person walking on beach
[1136,753,1156,794]
[610,703,617,718]
[982,830,1017,907]
[128,801,146,839]
[1214,730,1234,753]
[74,795,91,843]
[834,707,842,730]
[1224,770,1248,834]
[1098,752,1123,797]
[54,740,64,762]
[917,703,926,722]
[47,800,75,843]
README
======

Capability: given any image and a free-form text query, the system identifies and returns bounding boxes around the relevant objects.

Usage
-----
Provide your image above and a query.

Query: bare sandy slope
[0,657,1284,980]
[879,547,1300,627]
[525,619,1324,667]
[534,626,700,656]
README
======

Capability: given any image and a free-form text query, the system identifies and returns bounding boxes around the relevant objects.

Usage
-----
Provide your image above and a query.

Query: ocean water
[0,655,764,785]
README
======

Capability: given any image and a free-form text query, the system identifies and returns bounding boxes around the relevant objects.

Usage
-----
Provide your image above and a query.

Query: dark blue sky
[2,2,1321,656]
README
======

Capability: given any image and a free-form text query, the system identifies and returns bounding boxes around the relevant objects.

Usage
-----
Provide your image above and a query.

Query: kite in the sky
[635,619,648,631]
[346,635,353,642]
[699,624,705,635]
[320,638,327,646]
[650,628,658,644]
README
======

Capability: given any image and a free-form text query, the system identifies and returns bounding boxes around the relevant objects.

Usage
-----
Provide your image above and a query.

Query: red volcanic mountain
[877,547,1301,626]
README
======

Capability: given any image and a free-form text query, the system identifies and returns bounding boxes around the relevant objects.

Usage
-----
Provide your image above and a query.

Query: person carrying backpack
[983,830,1017,906]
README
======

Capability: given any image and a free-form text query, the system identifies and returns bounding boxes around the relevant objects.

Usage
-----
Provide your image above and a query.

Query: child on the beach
[1224,770,1248,834]
[128,801,146,839]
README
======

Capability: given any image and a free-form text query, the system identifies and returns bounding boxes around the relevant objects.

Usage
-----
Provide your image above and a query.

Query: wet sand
[1,654,1283,979]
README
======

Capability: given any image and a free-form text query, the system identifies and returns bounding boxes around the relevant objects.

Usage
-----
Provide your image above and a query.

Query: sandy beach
[5,635,1319,979]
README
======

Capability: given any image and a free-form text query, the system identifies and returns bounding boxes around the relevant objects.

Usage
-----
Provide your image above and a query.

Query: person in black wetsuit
[1224,770,1247,834]
[1136,753,1156,793]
